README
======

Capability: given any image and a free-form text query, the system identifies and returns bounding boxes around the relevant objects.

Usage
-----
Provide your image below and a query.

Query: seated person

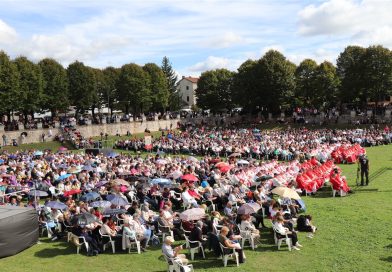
[189,221,207,248]
[240,214,260,244]
[297,214,317,238]
[274,216,302,251]
[162,236,188,265]
[122,219,147,252]
[219,226,245,263]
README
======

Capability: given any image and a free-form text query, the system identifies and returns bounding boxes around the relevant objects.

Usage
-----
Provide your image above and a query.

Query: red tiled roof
[183,76,199,83]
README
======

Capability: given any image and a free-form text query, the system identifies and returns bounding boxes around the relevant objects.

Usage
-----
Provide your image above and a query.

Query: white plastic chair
[125,234,141,254]
[99,229,116,253]
[163,255,194,272]
[331,185,346,197]
[184,236,205,261]
[69,233,90,254]
[238,227,257,250]
[158,221,174,242]
[219,242,239,267]
[272,225,292,251]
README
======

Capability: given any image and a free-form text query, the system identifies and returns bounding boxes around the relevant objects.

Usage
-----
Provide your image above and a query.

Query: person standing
[2,134,7,146]
[359,155,370,186]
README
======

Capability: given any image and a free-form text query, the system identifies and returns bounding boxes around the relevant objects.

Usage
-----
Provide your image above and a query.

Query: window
[186,86,189,90]
[187,96,189,102]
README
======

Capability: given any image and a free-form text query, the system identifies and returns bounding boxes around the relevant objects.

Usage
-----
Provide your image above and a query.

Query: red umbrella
[63,189,82,197]
[181,174,199,182]
[219,165,233,173]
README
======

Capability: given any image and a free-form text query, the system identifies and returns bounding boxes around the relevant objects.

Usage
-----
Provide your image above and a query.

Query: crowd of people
[0,125,389,267]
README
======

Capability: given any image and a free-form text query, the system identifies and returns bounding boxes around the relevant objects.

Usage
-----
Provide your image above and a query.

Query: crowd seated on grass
[0,126,390,266]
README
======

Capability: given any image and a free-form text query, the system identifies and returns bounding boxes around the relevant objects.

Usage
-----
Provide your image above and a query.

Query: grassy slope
[1,145,392,272]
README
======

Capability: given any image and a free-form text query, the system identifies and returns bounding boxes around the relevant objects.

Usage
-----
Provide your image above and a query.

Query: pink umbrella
[59,146,68,151]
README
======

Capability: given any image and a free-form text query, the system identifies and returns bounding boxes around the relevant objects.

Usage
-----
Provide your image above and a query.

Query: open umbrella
[237,203,261,215]
[107,152,118,158]
[80,192,100,202]
[82,165,94,172]
[179,208,206,221]
[68,166,81,174]
[219,165,233,173]
[169,170,183,180]
[229,152,241,158]
[271,187,301,200]
[237,159,249,165]
[71,213,99,226]
[103,208,127,215]
[187,156,199,163]
[57,173,71,181]
[107,195,129,206]
[215,162,229,168]
[90,200,112,208]
[34,151,44,156]
[113,178,130,186]
[181,174,198,182]
[63,189,82,197]
[28,189,48,197]
[155,159,168,165]
[150,178,172,186]
[58,146,68,151]
[95,180,109,188]
[45,201,68,210]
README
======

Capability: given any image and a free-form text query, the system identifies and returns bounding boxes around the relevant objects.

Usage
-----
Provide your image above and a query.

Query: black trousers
[361,169,369,185]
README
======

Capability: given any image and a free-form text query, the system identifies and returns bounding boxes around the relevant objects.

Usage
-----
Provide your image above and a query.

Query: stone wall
[0,119,180,145]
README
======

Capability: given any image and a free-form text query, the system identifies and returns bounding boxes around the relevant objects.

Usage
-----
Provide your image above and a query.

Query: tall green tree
[143,63,169,113]
[116,63,151,116]
[295,59,318,107]
[38,58,69,117]
[258,50,296,113]
[0,51,19,120]
[161,56,180,110]
[67,61,96,118]
[336,45,367,107]
[313,61,340,109]
[195,69,235,112]
[13,56,44,123]
[362,45,392,106]
[102,66,120,117]
[232,59,259,113]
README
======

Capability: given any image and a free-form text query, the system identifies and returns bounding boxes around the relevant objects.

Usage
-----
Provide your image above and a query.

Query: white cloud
[298,0,392,47]
[187,56,243,74]
[0,19,17,45]
[203,32,244,48]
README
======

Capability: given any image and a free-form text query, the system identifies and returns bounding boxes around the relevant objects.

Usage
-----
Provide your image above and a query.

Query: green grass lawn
[1,145,392,272]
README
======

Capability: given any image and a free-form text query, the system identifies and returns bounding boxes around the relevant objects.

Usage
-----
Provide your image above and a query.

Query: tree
[313,61,340,109]
[336,46,367,107]
[0,51,19,120]
[90,68,103,122]
[295,59,318,107]
[232,59,259,113]
[161,56,180,110]
[67,61,96,118]
[102,67,120,117]
[143,63,169,113]
[116,63,151,116]
[195,69,235,112]
[13,56,44,123]
[38,58,69,117]
[258,50,296,113]
[361,45,392,107]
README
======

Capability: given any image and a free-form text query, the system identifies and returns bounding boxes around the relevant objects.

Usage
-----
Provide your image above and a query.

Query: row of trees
[196,45,392,113]
[0,52,180,123]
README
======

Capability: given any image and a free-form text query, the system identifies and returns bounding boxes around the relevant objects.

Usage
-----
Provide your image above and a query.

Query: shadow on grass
[380,256,392,262]
[34,247,74,258]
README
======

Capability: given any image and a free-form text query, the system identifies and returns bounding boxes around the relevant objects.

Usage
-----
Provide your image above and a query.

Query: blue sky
[0,0,391,76]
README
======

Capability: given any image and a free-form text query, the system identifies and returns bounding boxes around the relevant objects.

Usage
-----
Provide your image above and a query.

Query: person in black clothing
[72,225,101,256]
[189,221,207,249]
[359,155,370,186]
